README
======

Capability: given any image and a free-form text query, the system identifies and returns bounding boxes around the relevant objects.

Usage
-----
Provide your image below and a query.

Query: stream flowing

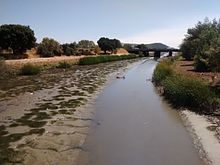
[78,58,203,165]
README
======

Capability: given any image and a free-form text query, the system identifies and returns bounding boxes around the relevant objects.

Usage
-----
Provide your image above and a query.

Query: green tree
[112,39,122,49]
[97,37,122,54]
[97,37,113,53]
[37,38,62,57]
[181,18,220,71]
[123,44,132,50]
[136,44,147,50]
[0,24,36,55]
[180,41,194,60]
[62,42,77,55]
[78,40,95,49]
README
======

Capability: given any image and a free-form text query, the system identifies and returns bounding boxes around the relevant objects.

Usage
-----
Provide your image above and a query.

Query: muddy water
[78,59,203,165]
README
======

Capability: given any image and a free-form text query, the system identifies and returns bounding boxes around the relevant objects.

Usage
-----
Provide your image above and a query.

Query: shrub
[78,55,137,65]
[194,56,209,72]
[63,46,75,56]
[152,59,174,85]
[162,75,215,110]
[56,61,72,69]
[62,43,77,56]
[0,58,8,77]
[37,38,62,57]
[94,46,101,54]
[20,63,41,75]
[153,58,219,112]
[78,40,95,49]
[208,47,220,72]
[180,41,195,60]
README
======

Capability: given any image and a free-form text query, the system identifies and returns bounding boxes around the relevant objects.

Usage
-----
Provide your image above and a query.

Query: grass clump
[153,58,219,113]
[56,61,72,69]
[162,75,215,110]
[20,63,41,75]
[78,54,138,65]
[0,58,8,76]
[152,59,174,85]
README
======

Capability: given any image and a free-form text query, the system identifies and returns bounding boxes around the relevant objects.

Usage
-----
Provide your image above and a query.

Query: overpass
[128,48,180,57]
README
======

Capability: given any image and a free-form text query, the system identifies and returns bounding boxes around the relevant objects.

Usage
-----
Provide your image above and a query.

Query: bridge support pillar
[144,51,149,57]
[169,51,172,56]
[154,51,161,58]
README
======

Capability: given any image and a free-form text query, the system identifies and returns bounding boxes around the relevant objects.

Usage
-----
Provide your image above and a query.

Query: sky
[1,0,220,48]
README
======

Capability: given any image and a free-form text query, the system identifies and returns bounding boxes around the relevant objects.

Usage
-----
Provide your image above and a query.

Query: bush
[180,18,220,71]
[152,59,174,85]
[0,58,8,77]
[63,46,75,56]
[62,43,77,56]
[0,24,36,55]
[78,55,137,65]
[153,58,218,112]
[37,38,62,57]
[194,56,209,72]
[208,48,220,72]
[20,63,41,75]
[162,75,214,110]
[180,41,195,60]
[56,61,72,69]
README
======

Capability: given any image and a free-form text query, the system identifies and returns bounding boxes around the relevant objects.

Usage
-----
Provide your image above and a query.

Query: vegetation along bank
[153,18,220,164]
[153,57,220,114]
[153,18,220,115]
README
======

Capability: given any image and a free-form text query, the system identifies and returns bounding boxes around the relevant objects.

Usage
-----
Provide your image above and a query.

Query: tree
[0,24,36,55]
[78,40,95,49]
[97,37,122,54]
[97,37,113,53]
[123,44,132,50]
[136,44,148,50]
[94,45,101,54]
[180,18,220,71]
[180,41,195,60]
[37,38,62,57]
[112,39,122,49]
[62,42,77,55]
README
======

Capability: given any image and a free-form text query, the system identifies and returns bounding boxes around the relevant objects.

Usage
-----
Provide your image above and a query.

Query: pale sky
[1,0,220,48]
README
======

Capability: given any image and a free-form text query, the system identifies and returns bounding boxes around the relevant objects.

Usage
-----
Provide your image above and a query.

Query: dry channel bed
[0,59,139,164]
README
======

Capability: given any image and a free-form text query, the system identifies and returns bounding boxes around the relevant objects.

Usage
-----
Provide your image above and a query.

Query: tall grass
[162,75,215,110]
[56,61,72,69]
[0,58,7,76]
[78,54,138,65]
[152,59,174,85]
[153,59,219,113]
[20,63,41,75]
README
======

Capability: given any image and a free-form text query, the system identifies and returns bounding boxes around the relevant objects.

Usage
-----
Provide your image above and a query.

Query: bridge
[128,48,180,57]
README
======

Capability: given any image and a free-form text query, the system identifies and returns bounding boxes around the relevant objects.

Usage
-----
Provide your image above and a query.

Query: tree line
[180,18,220,72]
[0,24,122,57]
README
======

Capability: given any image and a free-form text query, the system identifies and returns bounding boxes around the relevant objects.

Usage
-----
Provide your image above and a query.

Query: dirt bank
[175,60,220,86]
[180,110,220,165]
[174,60,220,165]
[5,56,84,70]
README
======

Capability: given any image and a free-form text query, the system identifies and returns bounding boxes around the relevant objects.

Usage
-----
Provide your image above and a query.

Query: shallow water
[78,59,203,165]
[0,59,139,163]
